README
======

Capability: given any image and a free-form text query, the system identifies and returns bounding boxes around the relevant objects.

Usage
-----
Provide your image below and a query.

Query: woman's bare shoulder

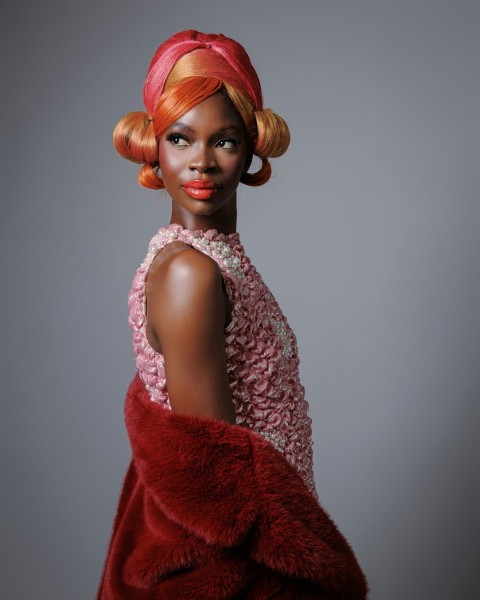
[147,241,221,291]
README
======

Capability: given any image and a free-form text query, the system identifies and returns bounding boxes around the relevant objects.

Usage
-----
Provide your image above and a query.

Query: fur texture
[97,374,368,599]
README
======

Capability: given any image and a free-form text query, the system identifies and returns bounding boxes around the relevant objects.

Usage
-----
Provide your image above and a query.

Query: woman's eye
[168,134,189,146]
[216,137,240,149]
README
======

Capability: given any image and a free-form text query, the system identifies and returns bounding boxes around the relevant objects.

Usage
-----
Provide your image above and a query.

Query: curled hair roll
[113,112,158,164]
[238,108,289,186]
[138,164,164,190]
[113,112,162,189]
[253,109,290,159]
[240,158,272,187]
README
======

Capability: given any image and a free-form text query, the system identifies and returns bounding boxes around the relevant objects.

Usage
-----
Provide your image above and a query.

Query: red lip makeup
[182,180,220,200]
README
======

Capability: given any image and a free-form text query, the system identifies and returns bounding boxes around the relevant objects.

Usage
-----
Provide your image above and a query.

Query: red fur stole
[97,374,368,599]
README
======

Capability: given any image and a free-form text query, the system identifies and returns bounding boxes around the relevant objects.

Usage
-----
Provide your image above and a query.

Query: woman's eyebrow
[170,121,194,132]
[216,125,242,134]
[169,122,242,134]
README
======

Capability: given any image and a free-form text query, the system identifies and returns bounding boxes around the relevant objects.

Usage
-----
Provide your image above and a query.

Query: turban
[143,29,263,115]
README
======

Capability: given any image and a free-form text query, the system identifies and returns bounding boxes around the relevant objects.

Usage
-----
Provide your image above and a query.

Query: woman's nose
[189,144,216,173]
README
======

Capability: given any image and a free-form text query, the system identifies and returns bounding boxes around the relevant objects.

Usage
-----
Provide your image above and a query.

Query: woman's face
[158,91,248,226]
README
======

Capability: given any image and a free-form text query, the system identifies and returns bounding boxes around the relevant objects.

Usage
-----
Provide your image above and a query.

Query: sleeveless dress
[128,223,317,497]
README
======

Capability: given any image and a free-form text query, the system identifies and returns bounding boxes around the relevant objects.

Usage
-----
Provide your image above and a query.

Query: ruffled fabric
[128,223,316,496]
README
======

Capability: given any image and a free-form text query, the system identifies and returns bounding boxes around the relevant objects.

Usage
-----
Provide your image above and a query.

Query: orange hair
[113,31,290,189]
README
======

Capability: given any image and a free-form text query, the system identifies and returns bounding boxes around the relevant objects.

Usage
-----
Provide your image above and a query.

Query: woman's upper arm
[146,247,236,423]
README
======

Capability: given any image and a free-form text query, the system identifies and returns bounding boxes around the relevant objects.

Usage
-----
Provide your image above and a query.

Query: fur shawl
[97,374,368,599]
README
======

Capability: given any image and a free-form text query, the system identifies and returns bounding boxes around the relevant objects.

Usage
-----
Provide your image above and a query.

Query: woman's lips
[182,180,220,200]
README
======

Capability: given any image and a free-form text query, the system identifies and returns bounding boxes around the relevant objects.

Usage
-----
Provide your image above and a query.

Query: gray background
[2,0,479,598]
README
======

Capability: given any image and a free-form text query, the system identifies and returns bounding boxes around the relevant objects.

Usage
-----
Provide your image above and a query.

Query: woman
[98,30,367,599]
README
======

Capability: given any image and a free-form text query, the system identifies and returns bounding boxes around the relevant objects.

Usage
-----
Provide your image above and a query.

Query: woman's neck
[169,200,237,234]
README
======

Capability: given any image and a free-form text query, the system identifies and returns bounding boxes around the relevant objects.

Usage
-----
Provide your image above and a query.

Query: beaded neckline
[164,223,241,245]
[149,223,245,279]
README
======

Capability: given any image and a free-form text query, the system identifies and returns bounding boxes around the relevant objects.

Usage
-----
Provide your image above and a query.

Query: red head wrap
[143,30,263,115]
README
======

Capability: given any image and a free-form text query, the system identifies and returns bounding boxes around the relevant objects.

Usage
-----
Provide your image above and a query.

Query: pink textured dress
[128,224,317,496]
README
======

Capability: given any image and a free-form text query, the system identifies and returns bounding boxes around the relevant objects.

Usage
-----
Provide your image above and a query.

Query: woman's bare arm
[145,243,236,423]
